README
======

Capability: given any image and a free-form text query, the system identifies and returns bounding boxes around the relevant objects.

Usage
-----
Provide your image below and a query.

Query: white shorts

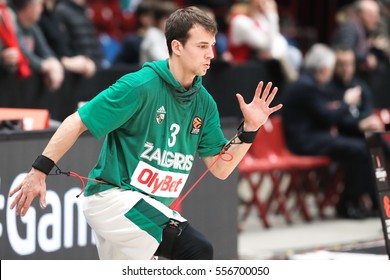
[82,188,186,260]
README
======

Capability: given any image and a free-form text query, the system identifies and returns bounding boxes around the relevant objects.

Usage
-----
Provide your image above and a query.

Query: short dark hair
[165,6,217,55]
[332,44,354,53]
[9,0,33,12]
[135,0,155,18]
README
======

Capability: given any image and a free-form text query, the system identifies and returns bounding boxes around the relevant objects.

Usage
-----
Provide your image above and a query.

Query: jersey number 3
[168,123,180,147]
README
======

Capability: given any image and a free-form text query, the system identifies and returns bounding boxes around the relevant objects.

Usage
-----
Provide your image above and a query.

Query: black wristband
[32,155,55,175]
[237,121,259,143]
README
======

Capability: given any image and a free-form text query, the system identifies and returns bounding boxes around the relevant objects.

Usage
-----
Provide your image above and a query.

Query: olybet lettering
[137,169,183,194]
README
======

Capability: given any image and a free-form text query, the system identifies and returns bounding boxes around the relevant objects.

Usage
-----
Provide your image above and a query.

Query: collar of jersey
[144,59,201,104]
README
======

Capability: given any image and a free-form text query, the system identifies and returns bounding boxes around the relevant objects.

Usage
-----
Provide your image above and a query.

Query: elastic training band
[169,146,234,210]
[52,140,237,202]
[52,167,108,198]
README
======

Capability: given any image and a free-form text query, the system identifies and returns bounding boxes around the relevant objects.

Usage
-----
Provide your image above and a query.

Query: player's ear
[171,40,182,56]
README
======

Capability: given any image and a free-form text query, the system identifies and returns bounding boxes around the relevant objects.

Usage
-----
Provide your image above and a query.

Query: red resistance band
[53,143,235,208]
[53,169,108,198]
[170,147,233,210]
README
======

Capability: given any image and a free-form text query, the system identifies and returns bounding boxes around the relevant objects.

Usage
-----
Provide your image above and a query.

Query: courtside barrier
[365,129,390,259]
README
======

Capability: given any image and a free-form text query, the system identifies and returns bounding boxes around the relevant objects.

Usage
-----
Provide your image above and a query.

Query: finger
[254,81,264,99]
[21,195,34,217]
[269,104,283,114]
[9,183,22,197]
[9,190,22,210]
[236,93,246,108]
[15,192,27,216]
[266,86,279,105]
[259,82,272,100]
[39,189,47,209]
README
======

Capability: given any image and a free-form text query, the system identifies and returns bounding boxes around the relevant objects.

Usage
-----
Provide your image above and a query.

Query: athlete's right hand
[9,168,47,217]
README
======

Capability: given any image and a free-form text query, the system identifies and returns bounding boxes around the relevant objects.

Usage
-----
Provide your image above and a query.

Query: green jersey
[78,60,228,206]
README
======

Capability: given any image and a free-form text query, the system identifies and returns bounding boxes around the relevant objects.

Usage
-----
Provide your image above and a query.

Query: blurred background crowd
[1,0,390,87]
[2,0,390,222]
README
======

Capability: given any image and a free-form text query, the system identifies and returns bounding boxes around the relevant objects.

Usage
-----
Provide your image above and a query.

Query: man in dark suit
[327,46,383,137]
[281,43,381,219]
[332,0,380,74]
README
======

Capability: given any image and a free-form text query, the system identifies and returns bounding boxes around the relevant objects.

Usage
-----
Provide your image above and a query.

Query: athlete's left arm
[203,81,282,180]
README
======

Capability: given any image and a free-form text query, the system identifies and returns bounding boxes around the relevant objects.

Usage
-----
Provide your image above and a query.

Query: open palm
[236,81,283,130]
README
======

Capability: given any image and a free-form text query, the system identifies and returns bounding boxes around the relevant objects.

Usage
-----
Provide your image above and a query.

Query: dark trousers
[326,135,376,207]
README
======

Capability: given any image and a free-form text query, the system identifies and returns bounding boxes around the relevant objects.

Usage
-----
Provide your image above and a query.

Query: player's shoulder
[117,67,160,89]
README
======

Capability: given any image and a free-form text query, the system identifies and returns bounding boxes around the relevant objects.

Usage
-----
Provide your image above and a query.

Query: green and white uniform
[78,60,228,259]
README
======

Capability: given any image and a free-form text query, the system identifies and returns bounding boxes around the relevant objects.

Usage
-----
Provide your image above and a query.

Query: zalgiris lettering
[140,143,194,171]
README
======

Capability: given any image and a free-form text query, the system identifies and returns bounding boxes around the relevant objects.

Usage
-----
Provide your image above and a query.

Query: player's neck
[168,58,194,90]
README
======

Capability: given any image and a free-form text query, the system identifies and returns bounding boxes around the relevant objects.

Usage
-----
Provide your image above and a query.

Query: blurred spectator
[328,45,390,213]
[281,43,378,219]
[113,0,156,66]
[54,0,104,68]
[332,0,382,74]
[227,0,300,81]
[380,0,390,36]
[0,0,30,77]
[327,46,381,129]
[11,0,64,91]
[183,0,232,36]
[198,5,232,62]
[38,0,65,56]
[38,0,96,76]
[375,0,390,61]
[139,1,176,65]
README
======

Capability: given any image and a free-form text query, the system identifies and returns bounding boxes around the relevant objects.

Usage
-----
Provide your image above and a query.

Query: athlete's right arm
[9,111,88,217]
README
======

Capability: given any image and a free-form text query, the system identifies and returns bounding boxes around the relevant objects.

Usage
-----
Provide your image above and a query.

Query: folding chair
[266,116,343,220]
[239,116,341,228]
[239,150,292,228]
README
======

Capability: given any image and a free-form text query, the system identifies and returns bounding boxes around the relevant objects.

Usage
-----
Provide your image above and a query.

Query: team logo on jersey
[131,161,188,198]
[191,116,202,134]
[156,106,166,124]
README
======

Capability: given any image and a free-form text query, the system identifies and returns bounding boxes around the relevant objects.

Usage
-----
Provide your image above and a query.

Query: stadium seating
[239,115,342,228]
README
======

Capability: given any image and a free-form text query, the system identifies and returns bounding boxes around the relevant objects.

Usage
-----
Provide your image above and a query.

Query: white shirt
[139,27,169,65]
[230,11,288,59]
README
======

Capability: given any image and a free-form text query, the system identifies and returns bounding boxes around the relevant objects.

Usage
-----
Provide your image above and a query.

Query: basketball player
[9,6,282,260]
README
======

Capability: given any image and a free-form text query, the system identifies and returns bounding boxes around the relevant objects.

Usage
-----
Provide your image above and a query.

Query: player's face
[179,24,215,77]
